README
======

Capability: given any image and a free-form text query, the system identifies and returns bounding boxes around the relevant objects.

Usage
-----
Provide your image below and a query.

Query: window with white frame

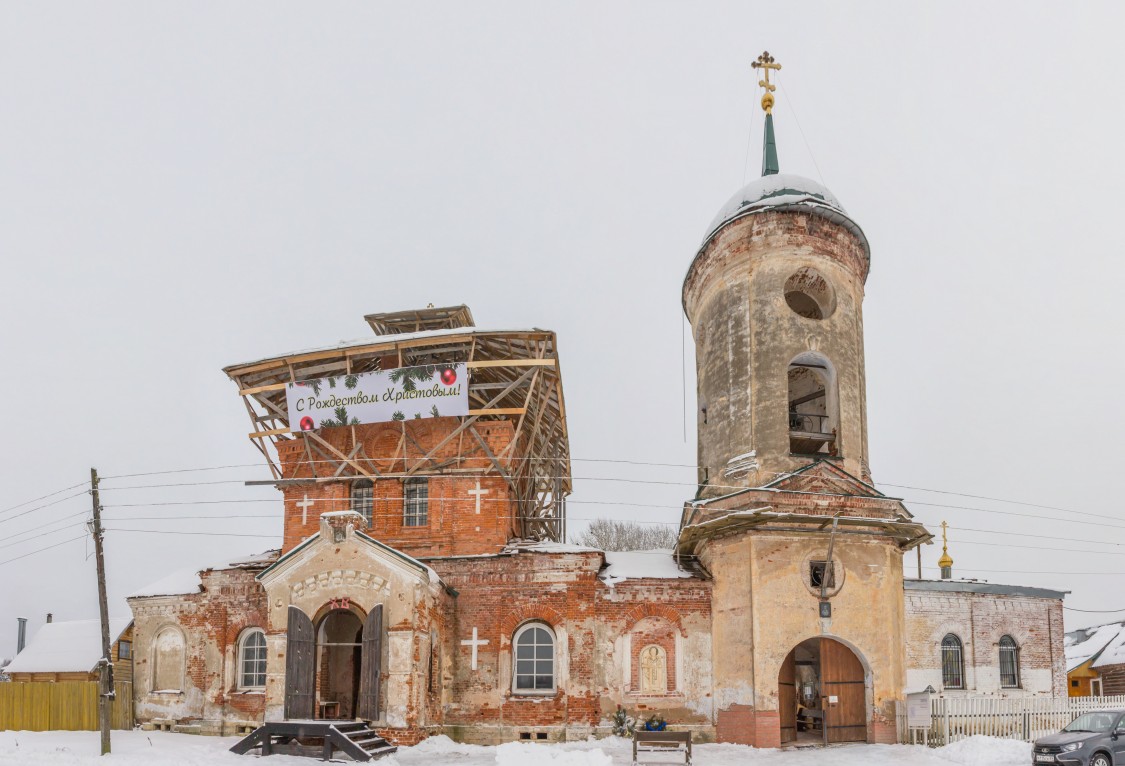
[941,634,965,690]
[404,478,428,527]
[999,635,1020,688]
[513,623,555,694]
[239,629,267,690]
[351,479,374,526]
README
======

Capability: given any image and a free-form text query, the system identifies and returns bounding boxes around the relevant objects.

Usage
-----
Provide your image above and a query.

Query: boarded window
[153,627,185,692]
[999,635,1020,689]
[513,624,555,693]
[404,478,428,527]
[809,561,836,589]
[351,479,374,526]
[240,629,267,689]
[941,634,964,690]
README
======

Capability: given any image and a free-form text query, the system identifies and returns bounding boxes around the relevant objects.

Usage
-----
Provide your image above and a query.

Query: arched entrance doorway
[284,603,384,722]
[316,608,364,719]
[778,637,868,745]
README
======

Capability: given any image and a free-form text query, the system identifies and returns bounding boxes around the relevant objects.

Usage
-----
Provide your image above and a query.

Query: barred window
[941,634,964,690]
[513,623,555,694]
[999,635,1020,689]
[351,479,374,526]
[239,629,267,690]
[404,478,428,527]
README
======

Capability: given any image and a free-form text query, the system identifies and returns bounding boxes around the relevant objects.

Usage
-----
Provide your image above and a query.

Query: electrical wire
[0,481,87,518]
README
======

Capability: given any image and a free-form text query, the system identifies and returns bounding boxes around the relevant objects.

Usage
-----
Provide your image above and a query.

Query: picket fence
[0,681,133,732]
[897,694,1125,745]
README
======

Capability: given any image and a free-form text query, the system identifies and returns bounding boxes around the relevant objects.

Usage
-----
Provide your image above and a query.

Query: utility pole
[90,467,113,755]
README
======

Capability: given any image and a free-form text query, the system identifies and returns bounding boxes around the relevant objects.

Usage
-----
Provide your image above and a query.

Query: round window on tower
[784,267,836,320]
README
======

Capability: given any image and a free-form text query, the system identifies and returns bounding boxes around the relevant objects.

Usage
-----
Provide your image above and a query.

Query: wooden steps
[229,720,397,761]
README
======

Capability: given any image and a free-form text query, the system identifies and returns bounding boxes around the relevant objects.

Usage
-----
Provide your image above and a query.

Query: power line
[0,534,87,567]
[0,481,87,518]
[0,491,90,526]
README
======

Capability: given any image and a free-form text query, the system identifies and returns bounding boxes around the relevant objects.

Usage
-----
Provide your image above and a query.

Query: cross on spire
[938,520,954,579]
[751,51,781,114]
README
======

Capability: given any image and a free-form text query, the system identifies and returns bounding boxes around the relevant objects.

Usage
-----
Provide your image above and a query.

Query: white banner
[286,363,468,431]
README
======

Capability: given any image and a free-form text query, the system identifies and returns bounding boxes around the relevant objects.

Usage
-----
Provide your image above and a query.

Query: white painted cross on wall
[297,494,315,524]
[467,479,489,515]
[460,627,489,670]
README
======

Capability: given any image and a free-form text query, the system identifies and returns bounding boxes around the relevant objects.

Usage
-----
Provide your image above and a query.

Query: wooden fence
[897,694,1125,745]
[0,682,133,731]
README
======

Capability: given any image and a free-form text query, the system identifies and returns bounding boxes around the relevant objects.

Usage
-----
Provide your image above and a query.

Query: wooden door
[284,606,315,720]
[778,649,797,744]
[357,604,383,721]
[820,638,866,743]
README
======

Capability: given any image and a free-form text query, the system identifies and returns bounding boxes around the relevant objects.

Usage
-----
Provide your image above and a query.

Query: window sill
[233,689,266,695]
[509,690,559,699]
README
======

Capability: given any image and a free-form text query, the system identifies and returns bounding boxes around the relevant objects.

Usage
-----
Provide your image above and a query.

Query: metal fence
[0,681,133,731]
[897,694,1125,745]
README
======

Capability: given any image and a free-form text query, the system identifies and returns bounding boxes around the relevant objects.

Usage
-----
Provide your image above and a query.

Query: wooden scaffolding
[222,308,571,542]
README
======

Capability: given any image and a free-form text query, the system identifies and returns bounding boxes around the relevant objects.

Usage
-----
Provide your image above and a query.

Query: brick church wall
[904,584,1066,696]
[430,550,713,744]
[275,420,516,557]
[129,564,272,735]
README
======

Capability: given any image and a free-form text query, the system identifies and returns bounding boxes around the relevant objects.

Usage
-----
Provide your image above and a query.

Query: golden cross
[751,51,782,113]
[940,520,949,549]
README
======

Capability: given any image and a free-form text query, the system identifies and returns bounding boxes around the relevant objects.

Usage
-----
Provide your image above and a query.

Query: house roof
[128,550,280,599]
[904,578,1069,601]
[1092,624,1125,670]
[5,619,131,674]
[1066,623,1124,672]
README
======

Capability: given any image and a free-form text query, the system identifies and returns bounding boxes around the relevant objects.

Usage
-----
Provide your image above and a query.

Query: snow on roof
[1067,623,1124,671]
[702,173,848,245]
[599,549,694,587]
[128,567,204,598]
[129,550,280,598]
[1092,624,1125,669]
[226,326,542,371]
[5,619,131,674]
[504,540,601,554]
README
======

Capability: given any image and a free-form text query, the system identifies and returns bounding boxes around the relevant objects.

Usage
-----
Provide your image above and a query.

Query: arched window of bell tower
[787,352,839,457]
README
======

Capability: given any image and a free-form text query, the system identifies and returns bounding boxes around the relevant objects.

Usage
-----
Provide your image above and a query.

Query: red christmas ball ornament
[440,367,457,385]
[299,416,315,431]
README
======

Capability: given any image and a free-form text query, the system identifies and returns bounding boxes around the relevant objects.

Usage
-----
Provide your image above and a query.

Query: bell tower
[684,51,873,497]
[678,54,931,749]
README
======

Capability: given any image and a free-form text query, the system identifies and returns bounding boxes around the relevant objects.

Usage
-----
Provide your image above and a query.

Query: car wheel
[1089,754,1110,766]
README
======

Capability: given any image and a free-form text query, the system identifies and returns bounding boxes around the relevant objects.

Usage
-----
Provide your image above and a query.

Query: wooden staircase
[229,720,397,761]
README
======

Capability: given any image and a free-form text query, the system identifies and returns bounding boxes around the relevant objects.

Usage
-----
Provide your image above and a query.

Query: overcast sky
[2,2,1123,660]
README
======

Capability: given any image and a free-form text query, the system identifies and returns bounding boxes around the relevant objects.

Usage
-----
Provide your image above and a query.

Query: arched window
[513,623,556,694]
[403,478,428,527]
[787,352,838,457]
[999,635,1020,689]
[351,479,373,526]
[941,634,964,690]
[238,628,267,690]
[153,626,185,693]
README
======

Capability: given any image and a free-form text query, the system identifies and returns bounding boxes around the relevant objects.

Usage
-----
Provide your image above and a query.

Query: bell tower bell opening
[787,352,838,457]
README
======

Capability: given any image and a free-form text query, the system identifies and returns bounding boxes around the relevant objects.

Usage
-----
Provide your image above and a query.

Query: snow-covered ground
[0,730,1033,766]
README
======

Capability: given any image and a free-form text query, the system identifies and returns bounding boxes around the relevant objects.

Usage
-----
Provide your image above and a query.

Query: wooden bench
[632,730,691,765]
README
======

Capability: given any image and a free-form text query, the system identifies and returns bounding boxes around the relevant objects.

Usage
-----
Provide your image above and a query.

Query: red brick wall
[716,706,781,747]
[276,420,517,557]
[131,565,272,728]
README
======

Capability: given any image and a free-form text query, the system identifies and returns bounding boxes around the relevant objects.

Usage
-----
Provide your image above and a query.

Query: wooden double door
[284,604,384,721]
[779,637,867,745]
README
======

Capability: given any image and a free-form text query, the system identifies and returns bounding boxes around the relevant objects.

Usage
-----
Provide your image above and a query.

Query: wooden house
[5,619,133,684]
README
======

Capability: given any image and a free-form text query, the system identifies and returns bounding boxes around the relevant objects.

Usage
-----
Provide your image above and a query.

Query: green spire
[762,112,779,176]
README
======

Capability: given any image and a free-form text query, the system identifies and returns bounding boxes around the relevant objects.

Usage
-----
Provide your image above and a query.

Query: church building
[127,54,1066,749]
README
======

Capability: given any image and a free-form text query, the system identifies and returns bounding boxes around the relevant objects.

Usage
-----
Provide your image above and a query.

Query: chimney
[46,613,53,624]
[16,617,27,654]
